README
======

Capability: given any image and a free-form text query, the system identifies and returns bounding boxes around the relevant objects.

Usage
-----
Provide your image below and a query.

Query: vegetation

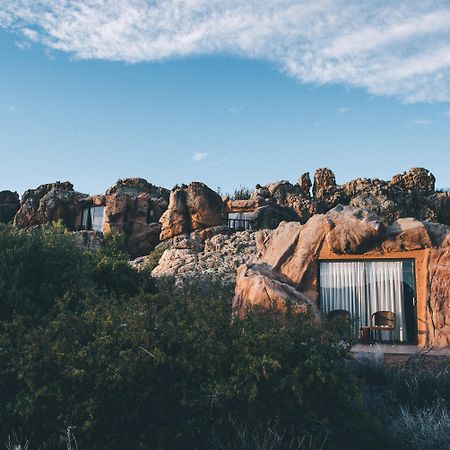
[230,186,253,200]
[0,224,449,449]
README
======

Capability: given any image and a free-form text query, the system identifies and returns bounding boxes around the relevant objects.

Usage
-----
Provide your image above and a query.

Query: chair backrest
[371,311,396,327]
[328,309,351,322]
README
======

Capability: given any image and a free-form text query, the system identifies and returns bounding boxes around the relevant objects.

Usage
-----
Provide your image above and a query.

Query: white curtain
[90,206,105,232]
[82,206,105,231]
[320,262,365,328]
[319,261,405,342]
[365,261,405,342]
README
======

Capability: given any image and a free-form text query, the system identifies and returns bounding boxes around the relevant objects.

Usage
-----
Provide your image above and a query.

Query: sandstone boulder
[104,178,169,258]
[0,190,20,223]
[325,205,382,254]
[14,181,87,229]
[233,205,449,329]
[159,182,224,241]
[150,229,259,284]
[390,167,435,194]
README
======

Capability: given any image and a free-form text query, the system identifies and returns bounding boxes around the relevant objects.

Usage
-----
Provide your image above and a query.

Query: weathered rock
[428,192,450,226]
[0,190,20,223]
[427,247,450,347]
[325,205,382,254]
[151,229,258,283]
[247,167,447,230]
[252,204,300,229]
[390,167,435,194]
[233,205,450,326]
[104,178,169,258]
[382,218,433,252]
[233,264,312,319]
[159,182,224,241]
[312,168,343,210]
[298,172,312,197]
[14,181,87,229]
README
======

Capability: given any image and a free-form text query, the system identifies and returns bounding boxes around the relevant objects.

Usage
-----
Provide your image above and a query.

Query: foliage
[355,355,450,450]
[230,186,253,200]
[145,245,168,273]
[0,224,373,449]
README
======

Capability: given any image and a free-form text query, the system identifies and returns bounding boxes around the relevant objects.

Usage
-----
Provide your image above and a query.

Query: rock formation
[104,178,169,258]
[159,182,225,241]
[226,167,449,228]
[14,181,87,229]
[0,190,20,223]
[233,205,450,346]
[148,229,259,284]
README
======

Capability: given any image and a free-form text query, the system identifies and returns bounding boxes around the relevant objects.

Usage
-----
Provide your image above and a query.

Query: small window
[81,206,105,232]
[227,212,254,231]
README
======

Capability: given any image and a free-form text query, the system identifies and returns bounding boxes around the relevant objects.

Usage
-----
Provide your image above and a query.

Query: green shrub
[0,227,375,449]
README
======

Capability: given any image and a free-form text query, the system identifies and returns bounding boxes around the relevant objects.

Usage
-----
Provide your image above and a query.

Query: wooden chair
[370,311,396,345]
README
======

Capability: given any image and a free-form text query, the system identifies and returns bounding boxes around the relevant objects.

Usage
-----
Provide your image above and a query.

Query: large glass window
[81,206,105,232]
[319,260,416,343]
[227,212,254,231]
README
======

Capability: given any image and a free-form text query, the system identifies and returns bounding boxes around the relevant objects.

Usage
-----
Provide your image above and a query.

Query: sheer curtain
[365,261,405,342]
[319,262,365,328]
[319,260,405,342]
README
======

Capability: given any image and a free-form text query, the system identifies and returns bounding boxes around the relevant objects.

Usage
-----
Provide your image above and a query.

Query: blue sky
[1,1,450,196]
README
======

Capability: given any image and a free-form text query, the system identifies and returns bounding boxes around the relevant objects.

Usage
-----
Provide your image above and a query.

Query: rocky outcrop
[104,178,169,258]
[233,206,450,347]
[149,229,259,283]
[14,182,87,229]
[159,182,225,241]
[0,190,20,223]
[239,167,449,228]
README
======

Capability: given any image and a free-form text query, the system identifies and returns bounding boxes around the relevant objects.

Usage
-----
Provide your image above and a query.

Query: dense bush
[0,225,376,449]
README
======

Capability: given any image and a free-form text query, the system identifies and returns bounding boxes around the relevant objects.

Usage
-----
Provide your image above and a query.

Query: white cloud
[2,1,450,102]
[8,106,22,113]
[413,119,433,125]
[192,151,208,162]
[337,107,352,114]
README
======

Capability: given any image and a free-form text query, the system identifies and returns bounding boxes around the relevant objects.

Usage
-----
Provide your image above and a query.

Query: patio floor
[351,344,450,365]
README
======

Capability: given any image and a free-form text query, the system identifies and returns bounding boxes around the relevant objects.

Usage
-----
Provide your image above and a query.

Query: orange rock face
[159,182,224,241]
[233,205,450,347]
[104,178,169,258]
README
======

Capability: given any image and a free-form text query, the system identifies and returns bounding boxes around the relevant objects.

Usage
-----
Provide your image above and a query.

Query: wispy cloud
[8,106,22,114]
[192,151,209,162]
[229,102,247,114]
[337,107,352,114]
[2,1,450,102]
[413,119,433,125]
[444,111,450,118]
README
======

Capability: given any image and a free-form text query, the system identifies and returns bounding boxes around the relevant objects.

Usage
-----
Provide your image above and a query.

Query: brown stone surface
[104,178,169,258]
[325,206,382,254]
[427,247,450,347]
[14,181,87,229]
[245,167,449,229]
[159,182,224,241]
[0,190,20,223]
[390,167,435,194]
[233,205,450,347]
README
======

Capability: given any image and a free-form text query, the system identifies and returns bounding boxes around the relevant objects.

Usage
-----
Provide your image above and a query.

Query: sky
[0,1,450,196]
